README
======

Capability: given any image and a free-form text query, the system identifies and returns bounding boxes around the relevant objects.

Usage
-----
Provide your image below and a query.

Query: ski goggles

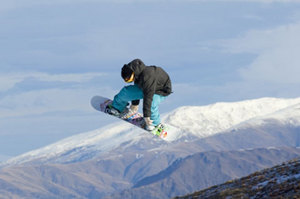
[124,73,134,83]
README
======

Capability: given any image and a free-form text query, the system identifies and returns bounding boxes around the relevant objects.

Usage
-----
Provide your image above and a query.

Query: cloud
[0,72,105,92]
[0,85,118,118]
[0,72,117,119]
[0,88,95,117]
[220,22,300,84]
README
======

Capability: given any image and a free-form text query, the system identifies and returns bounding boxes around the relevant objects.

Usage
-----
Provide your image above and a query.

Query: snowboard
[91,96,168,138]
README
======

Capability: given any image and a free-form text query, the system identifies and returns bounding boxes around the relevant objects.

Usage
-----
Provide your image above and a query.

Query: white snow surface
[3,122,142,166]
[164,97,300,137]
[2,97,300,166]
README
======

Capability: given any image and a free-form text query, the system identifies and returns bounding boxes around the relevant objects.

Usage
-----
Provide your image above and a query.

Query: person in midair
[106,59,172,131]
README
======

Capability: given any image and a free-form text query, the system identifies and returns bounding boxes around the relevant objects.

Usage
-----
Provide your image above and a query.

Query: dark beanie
[121,64,133,80]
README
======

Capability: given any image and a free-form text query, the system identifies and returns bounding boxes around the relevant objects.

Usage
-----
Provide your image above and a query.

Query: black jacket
[126,59,172,117]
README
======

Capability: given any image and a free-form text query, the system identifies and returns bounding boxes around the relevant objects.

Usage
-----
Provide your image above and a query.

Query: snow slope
[165,97,300,137]
[2,122,142,166]
[2,97,300,167]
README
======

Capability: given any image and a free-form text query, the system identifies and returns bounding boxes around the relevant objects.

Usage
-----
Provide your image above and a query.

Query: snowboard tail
[91,96,167,138]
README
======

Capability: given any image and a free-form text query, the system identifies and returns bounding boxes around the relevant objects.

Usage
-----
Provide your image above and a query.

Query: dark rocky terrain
[175,157,300,199]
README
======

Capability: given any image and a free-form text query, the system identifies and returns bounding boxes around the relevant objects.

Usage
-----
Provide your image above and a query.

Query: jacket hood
[127,59,146,78]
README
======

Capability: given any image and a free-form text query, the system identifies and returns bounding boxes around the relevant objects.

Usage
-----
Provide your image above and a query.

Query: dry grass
[174,158,300,199]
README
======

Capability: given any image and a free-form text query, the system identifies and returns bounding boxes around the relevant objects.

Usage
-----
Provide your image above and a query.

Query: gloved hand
[130,105,139,113]
[144,117,154,131]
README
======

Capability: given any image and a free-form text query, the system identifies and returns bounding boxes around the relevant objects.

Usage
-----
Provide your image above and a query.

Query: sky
[1,0,300,160]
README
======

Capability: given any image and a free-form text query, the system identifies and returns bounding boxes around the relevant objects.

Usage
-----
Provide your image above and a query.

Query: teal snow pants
[112,85,166,126]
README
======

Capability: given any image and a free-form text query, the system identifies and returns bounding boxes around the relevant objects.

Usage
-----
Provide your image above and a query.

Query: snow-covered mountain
[164,97,300,137]
[0,97,299,199]
[2,97,300,167]
[107,147,300,199]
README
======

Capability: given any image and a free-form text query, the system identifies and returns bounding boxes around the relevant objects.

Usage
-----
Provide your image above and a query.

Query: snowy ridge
[2,97,300,167]
[2,122,140,166]
[263,103,300,125]
[164,97,300,137]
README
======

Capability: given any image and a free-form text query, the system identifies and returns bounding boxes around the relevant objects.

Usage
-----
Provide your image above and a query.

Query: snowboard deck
[91,96,168,138]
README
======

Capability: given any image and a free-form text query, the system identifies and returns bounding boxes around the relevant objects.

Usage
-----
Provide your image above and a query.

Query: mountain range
[176,157,300,199]
[0,97,299,198]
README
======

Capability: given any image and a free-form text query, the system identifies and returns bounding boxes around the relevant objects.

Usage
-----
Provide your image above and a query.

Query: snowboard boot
[145,123,164,131]
[105,104,121,117]
[151,123,167,138]
[145,123,156,131]
[119,108,137,120]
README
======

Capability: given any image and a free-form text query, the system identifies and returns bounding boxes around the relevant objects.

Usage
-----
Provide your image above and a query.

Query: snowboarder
[106,59,172,131]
